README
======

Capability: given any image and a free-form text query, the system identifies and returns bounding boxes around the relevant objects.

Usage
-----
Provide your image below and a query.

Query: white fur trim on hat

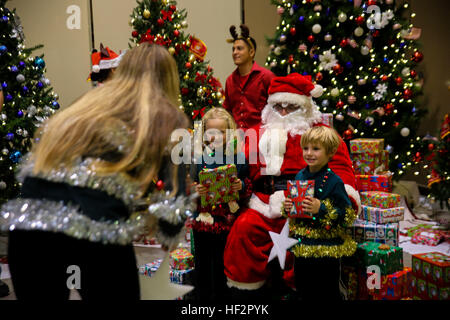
[310,84,324,98]
[344,184,361,215]
[227,278,266,290]
[267,92,312,107]
[248,192,285,219]
[92,65,100,73]
[98,50,127,70]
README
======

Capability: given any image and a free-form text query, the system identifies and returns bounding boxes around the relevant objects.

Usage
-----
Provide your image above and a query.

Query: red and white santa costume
[223,73,361,290]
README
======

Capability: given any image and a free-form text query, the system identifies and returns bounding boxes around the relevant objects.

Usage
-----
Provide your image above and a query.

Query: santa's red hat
[267,73,323,107]
[90,43,125,74]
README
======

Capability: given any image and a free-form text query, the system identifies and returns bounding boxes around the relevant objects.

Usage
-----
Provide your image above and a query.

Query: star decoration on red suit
[268,221,298,270]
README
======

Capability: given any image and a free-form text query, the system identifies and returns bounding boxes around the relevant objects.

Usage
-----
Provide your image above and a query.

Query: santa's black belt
[253,174,297,194]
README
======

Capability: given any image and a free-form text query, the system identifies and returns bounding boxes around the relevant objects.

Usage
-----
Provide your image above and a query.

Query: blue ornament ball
[1,16,8,22]
[1,82,7,89]
[36,81,44,89]
[22,86,29,94]
[6,133,14,141]
[302,72,308,76]
[372,79,378,86]
[34,57,46,69]
[9,151,22,164]
[313,54,319,60]
[17,110,24,117]
[365,104,370,109]
[18,61,26,69]
[412,107,417,114]
[5,94,13,102]
[10,66,18,73]
[345,62,353,69]
[299,16,305,23]
[0,45,7,54]
[321,100,330,107]
[52,101,60,109]
[383,57,389,63]
[293,4,299,11]
[400,42,406,48]
[386,145,393,153]
[397,163,403,169]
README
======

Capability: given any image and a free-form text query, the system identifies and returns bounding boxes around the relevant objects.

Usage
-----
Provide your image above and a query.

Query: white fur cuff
[248,191,285,219]
[227,278,266,290]
[345,184,361,215]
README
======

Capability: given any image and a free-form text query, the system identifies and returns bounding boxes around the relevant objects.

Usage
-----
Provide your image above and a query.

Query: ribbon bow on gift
[192,107,206,120]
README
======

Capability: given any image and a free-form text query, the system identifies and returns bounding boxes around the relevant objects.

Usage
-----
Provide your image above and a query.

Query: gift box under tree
[356,173,393,192]
[360,205,404,224]
[347,219,399,246]
[411,252,450,286]
[170,248,194,270]
[360,191,401,209]
[356,242,403,276]
[368,267,412,300]
[350,139,389,175]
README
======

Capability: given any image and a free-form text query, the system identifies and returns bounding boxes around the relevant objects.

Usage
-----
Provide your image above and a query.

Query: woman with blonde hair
[0,43,193,300]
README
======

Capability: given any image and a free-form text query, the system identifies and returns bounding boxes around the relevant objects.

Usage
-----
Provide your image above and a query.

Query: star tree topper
[268,220,298,269]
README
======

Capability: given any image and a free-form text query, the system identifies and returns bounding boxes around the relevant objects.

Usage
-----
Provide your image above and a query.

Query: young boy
[283,126,357,300]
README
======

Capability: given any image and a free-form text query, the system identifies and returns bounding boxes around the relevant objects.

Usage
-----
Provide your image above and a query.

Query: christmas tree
[0,0,59,205]
[424,114,449,210]
[265,0,426,179]
[129,0,224,122]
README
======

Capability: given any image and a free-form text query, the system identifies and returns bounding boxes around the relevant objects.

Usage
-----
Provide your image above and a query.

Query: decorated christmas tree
[129,0,224,121]
[266,0,426,179]
[424,114,449,210]
[0,0,59,205]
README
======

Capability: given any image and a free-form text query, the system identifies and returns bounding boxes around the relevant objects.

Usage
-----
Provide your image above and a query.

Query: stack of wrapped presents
[411,252,449,300]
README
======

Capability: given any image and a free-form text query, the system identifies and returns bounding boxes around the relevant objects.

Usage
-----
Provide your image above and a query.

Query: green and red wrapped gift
[360,191,401,209]
[170,248,194,270]
[360,205,404,224]
[356,242,403,276]
[350,138,389,175]
[350,138,385,154]
[356,173,393,192]
[347,219,399,246]
[411,252,449,286]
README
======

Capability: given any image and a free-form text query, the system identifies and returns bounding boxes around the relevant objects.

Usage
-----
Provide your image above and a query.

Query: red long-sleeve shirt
[223,62,275,131]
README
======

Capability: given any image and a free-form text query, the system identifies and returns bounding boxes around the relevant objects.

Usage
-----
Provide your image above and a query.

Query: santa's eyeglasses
[272,103,301,114]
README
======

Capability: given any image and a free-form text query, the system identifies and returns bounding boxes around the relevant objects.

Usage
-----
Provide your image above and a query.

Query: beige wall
[8,0,241,110]
[8,0,92,109]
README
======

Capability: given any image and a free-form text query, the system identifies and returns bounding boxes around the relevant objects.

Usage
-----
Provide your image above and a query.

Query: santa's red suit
[223,73,361,290]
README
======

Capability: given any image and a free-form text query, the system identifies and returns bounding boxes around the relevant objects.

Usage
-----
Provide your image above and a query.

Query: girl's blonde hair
[301,126,340,155]
[201,107,238,155]
[31,43,188,195]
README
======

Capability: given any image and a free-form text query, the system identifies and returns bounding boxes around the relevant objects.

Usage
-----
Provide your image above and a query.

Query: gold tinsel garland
[291,234,357,258]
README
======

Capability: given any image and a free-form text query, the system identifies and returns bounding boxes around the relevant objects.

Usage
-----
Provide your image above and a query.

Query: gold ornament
[185,40,191,47]
[168,47,175,55]
[181,20,188,28]
[129,19,135,26]
[216,92,223,99]
[143,9,151,19]
[197,88,204,96]
[184,74,189,80]
[189,54,195,63]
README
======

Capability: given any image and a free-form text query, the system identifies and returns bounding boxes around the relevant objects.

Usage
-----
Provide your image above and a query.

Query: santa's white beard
[261,102,323,137]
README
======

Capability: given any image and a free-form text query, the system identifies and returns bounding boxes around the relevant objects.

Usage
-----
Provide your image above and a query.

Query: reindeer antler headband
[226,24,255,51]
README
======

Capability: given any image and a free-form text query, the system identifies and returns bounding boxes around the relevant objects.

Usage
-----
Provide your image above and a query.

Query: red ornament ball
[381,75,389,82]
[395,77,403,85]
[355,16,365,25]
[156,180,165,191]
[173,30,180,37]
[333,64,343,74]
[132,31,139,38]
[290,27,297,36]
[403,88,413,99]
[157,18,164,26]
[288,54,294,64]
[169,5,177,11]
[412,51,424,63]
[343,129,354,140]
[368,0,377,5]
[393,121,399,127]
[385,103,394,114]
[181,88,189,96]
[336,100,345,109]
[372,30,380,37]
[410,70,418,78]
[428,143,435,151]
[373,67,380,73]
[307,35,315,42]
[315,72,323,81]
[340,39,348,47]
[185,62,192,69]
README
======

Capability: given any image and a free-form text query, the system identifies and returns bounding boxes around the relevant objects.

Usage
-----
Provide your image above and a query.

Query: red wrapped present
[411,252,450,286]
[356,173,393,192]
[286,180,315,218]
[360,191,401,209]
[368,267,412,300]
[411,230,444,246]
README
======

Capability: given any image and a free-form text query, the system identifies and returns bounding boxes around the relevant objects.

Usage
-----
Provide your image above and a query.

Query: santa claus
[223,73,360,296]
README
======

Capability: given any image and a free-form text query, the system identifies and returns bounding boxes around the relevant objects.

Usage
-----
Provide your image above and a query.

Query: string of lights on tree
[266,0,426,179]
[129,0,224,122]
[0,0,59,205]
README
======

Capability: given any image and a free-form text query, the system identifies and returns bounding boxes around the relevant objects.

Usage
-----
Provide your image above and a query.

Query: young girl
[191,107,249,300]
[283,126,357,300]
[1,44,191,300]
